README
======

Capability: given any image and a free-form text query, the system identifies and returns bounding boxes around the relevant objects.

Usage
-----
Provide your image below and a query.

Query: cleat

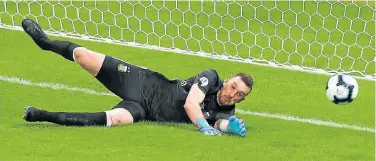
[21,19,50,50]
[23,106,38,122]
[22,19,48,41]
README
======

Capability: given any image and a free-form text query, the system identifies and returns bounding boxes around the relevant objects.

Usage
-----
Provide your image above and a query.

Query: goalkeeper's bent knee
[105,108,134,126]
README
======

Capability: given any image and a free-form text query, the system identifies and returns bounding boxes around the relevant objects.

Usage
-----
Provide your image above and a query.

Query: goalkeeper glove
[194,118,221,136]
[227,116,247,137]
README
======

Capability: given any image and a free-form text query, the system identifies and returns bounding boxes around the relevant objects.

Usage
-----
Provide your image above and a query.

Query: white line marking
[0,75,374,133]
[236,109,375,133]
[0,76,116,97]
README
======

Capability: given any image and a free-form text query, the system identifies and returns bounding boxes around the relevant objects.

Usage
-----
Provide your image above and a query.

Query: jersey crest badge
[117,64,128,73]
[200,77,208,87]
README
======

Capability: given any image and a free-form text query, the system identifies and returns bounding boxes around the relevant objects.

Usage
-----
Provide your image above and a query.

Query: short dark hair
[235,73,254,89]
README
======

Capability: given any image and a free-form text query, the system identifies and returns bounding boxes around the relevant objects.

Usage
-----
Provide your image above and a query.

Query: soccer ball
[325,74,359,104]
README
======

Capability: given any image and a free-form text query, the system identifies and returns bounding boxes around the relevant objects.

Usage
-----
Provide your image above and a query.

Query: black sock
[41,40,81,62]
[36,110,107,126]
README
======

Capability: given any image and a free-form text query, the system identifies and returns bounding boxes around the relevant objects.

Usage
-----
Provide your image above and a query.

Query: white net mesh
[0,0,375,80]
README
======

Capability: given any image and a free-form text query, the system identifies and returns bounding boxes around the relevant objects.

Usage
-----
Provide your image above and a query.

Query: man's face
[217,76,252,106]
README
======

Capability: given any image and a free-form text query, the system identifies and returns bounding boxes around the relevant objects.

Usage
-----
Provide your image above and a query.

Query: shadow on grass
[14,123,68,128]
[13,121,255,137]
[136,121,255,137]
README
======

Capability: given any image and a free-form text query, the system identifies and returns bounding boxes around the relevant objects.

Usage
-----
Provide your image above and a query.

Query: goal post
[0,0,374,80]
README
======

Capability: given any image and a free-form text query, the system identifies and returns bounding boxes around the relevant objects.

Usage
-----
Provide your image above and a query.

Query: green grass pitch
[0,1,375,161]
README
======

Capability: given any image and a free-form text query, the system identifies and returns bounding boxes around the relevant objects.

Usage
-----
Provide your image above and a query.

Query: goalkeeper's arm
[184,84,221,135]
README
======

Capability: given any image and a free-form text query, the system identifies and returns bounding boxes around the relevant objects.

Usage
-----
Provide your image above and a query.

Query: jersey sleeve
[193,69,219,95]
[214,108,235,121]
[206,107,235,125]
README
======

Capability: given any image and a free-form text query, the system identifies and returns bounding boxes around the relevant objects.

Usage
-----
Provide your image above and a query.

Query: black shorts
[111,100,146,122]
[95,56,148,122]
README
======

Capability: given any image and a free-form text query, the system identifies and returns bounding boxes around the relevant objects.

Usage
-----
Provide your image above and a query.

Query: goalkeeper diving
[21,19,253,137]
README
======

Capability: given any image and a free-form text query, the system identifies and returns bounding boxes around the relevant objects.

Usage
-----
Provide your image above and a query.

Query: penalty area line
[0,75,374,133]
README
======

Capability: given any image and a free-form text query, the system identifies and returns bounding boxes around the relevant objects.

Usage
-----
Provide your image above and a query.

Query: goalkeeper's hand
[227,116,247,137]
[199,127,222,136]
[195,118,222,136]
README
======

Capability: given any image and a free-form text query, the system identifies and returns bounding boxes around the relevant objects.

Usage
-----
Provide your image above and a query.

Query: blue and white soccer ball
[325,74,359,105]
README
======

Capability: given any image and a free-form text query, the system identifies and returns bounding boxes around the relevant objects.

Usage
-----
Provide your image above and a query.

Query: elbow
[184,101,192,110]
[184,100,196,110]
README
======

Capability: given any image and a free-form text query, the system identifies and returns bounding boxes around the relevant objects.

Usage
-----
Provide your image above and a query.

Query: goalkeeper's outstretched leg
[21,18,104,77]
[21,18,146,127]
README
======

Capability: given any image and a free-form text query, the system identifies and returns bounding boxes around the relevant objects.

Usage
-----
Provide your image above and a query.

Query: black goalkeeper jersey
[139,69,235,124]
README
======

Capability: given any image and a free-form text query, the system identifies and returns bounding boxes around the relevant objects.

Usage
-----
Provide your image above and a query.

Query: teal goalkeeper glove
[194,118,221,136]
[227,116,247,137]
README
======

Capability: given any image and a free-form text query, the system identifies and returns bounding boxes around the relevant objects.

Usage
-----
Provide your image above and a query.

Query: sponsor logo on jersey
[180,80,187,86]
[203,112,210,119]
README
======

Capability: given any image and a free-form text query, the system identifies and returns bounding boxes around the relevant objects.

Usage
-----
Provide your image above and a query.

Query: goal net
[0,0,375,80]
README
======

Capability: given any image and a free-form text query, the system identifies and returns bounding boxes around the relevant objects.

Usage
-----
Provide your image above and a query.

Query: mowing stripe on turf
[0,75,374,133]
